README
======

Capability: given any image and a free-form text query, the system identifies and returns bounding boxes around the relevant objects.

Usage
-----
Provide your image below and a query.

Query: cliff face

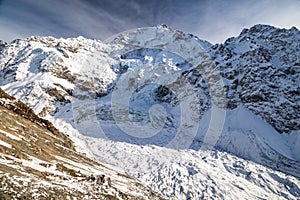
[210,24,300,134]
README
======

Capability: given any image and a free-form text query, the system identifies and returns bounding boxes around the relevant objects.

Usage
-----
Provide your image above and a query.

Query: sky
[0,0,299,44]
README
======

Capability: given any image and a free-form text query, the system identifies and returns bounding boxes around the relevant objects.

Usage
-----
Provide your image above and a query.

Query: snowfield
[52,105,300,199]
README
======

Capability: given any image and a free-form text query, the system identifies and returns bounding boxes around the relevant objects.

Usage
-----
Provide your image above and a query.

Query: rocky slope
[0,24,299,199]
[210,24,300,134]
[0,88,161,199]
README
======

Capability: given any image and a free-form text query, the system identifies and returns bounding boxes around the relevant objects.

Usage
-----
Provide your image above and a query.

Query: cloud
[0,0,299,43]
[189,0,300,43]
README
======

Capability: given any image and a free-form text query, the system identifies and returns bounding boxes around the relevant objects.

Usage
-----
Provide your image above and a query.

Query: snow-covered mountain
[0,24,299,199]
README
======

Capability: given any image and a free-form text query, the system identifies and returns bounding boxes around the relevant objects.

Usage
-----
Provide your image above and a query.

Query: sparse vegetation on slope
[0,88,162,199]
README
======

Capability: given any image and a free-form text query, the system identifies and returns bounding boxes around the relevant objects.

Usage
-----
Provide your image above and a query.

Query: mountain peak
[239,24,300,38]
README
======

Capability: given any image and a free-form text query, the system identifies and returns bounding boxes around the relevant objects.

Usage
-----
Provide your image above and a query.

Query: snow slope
[52,102,300,199]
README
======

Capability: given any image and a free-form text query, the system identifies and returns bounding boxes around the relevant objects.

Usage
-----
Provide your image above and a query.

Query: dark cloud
[0,0,299,43]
